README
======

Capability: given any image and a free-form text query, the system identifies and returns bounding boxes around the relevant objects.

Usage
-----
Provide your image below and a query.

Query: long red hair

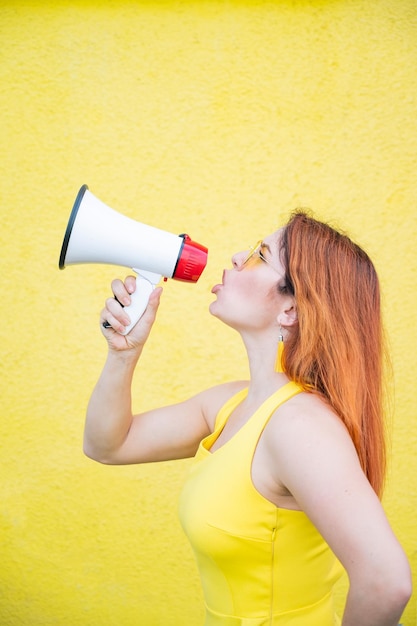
[279,211,386,497]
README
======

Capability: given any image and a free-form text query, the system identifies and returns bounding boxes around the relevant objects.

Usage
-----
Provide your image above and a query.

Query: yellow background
[1,1,416,624]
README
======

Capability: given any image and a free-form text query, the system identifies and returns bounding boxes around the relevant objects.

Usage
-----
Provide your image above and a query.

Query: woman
[84,211,411,625]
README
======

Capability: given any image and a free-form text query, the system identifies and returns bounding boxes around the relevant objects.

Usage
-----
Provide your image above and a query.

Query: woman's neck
[242,332,289,401]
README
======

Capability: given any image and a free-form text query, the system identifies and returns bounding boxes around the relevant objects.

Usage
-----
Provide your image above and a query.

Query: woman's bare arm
[83,276,244,465]
[267,394,412,625]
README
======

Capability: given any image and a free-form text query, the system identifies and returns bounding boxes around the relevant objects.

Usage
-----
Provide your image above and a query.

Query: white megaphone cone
[59,185,208,334]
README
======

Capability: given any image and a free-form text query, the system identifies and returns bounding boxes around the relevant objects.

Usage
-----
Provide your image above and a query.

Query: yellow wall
[1,1,416,624]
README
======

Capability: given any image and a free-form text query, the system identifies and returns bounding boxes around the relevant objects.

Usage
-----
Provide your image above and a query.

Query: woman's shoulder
[263,388,362,503]
[268,387,353,449]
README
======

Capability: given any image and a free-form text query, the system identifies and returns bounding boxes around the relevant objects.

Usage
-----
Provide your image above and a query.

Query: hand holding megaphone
[59,185,208,335]
[102,269,162,335]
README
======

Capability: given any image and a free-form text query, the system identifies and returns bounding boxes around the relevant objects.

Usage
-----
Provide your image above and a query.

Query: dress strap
[202,381,304,455]
[252,381,303,424]
[240,381,304,452]
[214,388,248,430]
[214,381,303,432]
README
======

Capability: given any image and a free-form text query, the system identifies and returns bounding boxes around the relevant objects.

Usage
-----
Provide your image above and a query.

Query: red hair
[279,211,386,497]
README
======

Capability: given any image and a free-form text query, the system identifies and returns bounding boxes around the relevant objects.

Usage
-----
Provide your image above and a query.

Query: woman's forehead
[263,228,283,247]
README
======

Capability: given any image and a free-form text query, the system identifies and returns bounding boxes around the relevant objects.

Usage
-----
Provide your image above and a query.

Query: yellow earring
[275,330,284,373]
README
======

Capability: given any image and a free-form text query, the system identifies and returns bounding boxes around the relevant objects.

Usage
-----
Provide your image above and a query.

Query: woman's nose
[232,250,247,269]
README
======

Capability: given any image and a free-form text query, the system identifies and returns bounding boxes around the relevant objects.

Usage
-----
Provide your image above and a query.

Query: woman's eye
[259,251,267,262]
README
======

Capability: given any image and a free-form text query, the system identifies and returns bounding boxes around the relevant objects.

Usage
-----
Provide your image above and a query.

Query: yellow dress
[179,381,344,625]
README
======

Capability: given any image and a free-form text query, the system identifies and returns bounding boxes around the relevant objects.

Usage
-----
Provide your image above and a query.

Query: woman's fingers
[100,277,163,348]
[111,276,135,307]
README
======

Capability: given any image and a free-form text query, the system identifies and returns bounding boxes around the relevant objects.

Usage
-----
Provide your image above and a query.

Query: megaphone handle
[120,271,162,335]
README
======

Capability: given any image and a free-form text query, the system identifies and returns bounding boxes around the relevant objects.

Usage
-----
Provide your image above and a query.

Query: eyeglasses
[242,240,281,274]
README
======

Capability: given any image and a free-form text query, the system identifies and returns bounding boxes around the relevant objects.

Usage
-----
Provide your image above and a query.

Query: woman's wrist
[106,345,142,369]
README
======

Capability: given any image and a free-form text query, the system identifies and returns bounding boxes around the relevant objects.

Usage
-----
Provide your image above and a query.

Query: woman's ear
[277,302,298,328]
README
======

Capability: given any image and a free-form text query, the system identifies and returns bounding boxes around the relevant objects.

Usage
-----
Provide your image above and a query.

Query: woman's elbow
[380,578,412,620]
[83,438,112,464]
[389,566,413,613]
[355,557,412,615]
[390,552,413,607]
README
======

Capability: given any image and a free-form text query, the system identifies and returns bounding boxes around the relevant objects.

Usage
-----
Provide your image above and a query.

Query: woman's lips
[211,271,225,294]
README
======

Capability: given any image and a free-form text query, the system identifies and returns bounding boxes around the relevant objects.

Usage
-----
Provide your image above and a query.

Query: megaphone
[59,185,208,334]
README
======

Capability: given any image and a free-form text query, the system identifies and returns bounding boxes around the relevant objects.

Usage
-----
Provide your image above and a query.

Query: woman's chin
[208,300,218,317]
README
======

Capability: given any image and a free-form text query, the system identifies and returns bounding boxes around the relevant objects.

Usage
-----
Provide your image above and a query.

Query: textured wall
[1,1,416,624]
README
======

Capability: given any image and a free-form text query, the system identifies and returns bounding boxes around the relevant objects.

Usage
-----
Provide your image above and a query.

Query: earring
[275,328,284,373]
